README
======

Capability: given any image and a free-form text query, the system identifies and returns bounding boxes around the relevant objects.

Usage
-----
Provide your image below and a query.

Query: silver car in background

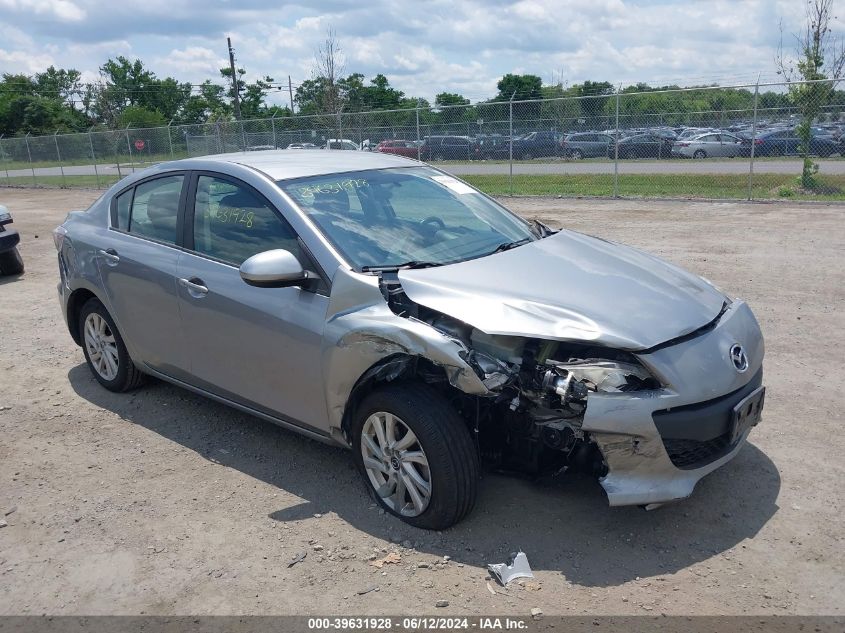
[673,132,745,159]
[53,151,765,529]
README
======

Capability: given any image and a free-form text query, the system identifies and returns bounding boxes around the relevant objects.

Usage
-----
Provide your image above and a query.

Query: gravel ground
[0,189,843,616]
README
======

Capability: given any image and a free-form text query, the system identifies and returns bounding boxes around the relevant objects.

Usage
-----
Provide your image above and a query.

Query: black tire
[522,152,533,160]
[570,149,584,160]
[770,145,782,157]
[693,149,706,159]
[433,153,445,162]
[79,297,145,392]
[0,247,24,276]
[352,382,479,530]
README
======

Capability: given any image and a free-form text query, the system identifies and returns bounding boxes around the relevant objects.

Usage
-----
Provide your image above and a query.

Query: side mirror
[239,249,315,289]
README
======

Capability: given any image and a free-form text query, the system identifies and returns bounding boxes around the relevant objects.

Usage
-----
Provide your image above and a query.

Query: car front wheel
[79,297,145,392]
[352,383,478,529]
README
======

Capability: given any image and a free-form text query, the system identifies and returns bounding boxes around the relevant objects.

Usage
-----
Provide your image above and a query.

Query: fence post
[416,101,421,161]
[271,113,277,148]
[747,76,760,201]
[24,133,36,186]
[240,120,247,151]
[54,130,66,188]
[216,121,222,154]
[167,119,175,157]
[613,86,621,197]
[0,135,10,186]
[338,111,343,145]
[508,91,516,196]
[88,129,101,189]
[124,124,133,171]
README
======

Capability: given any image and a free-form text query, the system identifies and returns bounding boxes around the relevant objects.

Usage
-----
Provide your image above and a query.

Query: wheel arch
[338,353,473,446]
[66,286,102,346]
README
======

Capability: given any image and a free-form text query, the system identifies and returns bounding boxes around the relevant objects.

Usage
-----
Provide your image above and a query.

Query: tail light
[754,139,763,145]
[678,142,689,147]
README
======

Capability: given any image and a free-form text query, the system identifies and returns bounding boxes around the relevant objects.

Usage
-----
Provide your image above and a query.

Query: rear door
[97,173,190,378]
[175,172,330,429]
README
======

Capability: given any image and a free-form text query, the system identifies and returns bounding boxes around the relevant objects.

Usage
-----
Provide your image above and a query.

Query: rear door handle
[178,277,208,296]
[98,248,119,265]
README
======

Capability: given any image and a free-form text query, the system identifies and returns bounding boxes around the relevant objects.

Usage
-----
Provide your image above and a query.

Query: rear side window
[127,175,184,245]
[115,189,132,230]
[192,175,301,266]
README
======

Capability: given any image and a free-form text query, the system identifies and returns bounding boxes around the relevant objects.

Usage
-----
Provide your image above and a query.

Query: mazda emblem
[730,344,749,372]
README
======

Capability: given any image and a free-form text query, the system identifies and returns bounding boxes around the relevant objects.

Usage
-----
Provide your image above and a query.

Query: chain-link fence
[2,78,844,200]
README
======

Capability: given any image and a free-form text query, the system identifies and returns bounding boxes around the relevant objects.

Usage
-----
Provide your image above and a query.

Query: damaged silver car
[53,151,765,529]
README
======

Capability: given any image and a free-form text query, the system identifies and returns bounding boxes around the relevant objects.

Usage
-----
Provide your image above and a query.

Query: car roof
[160,149,419,181]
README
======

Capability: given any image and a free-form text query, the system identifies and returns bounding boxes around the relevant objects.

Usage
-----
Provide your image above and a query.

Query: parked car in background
[673,132,745,159]
[0,204,24,275]
[560,133,613,159]
[53,150,765,529]
[324,139,360,151]
[746,129,841,157]
[287,142,319,150]
[419,136,479,161]
[490,131,561,160]
[475,134,509,159]
[376,140,420,159]
[610,133,675,159]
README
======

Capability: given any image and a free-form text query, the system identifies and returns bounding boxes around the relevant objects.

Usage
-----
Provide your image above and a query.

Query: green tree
[776,0,845,188]
[495,73,543,100]
[116,105,167,129]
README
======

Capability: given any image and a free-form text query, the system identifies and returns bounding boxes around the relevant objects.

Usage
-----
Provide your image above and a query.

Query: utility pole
[227,37,242,120]
[288,75,295,114]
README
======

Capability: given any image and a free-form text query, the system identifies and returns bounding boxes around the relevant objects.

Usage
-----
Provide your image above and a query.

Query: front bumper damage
[583,300,765,507]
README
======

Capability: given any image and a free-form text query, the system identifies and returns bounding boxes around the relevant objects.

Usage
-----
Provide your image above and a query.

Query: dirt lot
[0,188,843,616]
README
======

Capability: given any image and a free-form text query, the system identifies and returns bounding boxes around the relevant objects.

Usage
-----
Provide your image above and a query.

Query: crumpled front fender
[321,267,489,442]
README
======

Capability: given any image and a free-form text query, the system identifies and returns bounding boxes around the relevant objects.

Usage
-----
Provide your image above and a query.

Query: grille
[662,433,734,470]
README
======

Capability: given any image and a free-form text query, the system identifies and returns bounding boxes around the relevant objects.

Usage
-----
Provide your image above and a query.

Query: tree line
[1,57,842,138]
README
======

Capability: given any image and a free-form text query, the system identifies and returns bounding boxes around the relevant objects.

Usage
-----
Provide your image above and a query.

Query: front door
[175,173,330,430]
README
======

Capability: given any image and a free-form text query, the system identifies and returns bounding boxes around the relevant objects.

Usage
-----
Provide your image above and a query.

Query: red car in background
[376,140,420,159]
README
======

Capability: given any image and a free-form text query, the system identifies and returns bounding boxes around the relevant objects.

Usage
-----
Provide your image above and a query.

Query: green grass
[4,171,845,201]
[462,173,845,200]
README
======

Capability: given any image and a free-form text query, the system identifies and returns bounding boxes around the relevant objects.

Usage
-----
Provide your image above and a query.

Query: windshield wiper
[361,260,443,272]
[486,237,532,256]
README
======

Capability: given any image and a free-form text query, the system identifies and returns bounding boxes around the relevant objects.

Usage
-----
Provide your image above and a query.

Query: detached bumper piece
[653,369,764,470]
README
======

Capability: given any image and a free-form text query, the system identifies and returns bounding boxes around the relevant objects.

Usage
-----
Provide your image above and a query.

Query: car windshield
[279,166,538,271]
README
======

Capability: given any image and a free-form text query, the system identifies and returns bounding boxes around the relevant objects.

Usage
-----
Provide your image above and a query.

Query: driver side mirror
[239,249,316,289]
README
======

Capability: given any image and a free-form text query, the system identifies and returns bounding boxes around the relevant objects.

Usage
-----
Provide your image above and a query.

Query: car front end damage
[324,261,765,509]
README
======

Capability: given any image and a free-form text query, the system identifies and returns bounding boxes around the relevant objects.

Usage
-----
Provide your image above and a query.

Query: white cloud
[0,0,85,21]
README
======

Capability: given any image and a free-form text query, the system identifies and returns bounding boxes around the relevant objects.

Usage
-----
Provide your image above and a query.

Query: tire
[570,149,584,160]
[352,382,479,530]
[0,247,24,276]
[693,149,706,159]
[433,153,445,162]
[79,297,145,392]
[770,146,782,157]
[522,152,533,160]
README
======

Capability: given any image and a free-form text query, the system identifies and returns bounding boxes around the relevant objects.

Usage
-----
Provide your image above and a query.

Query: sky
[0,0,842,106]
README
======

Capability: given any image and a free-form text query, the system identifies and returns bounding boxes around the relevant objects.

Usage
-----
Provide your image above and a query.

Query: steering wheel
[419,215,446,232]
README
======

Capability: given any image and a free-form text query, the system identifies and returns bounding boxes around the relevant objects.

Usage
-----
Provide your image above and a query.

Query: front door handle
[178,277,208,296]
[98,248,120,265]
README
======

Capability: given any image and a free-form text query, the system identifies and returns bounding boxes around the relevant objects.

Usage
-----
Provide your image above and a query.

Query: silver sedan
[53,150,765,529]
[673,132,745,158]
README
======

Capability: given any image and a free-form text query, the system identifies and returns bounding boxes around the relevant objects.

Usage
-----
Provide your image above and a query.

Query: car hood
[397,230,727,351]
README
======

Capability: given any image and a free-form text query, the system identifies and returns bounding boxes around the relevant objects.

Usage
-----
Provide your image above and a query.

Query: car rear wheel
[79,297,145,392]
[433,153,444,162]
[522,152,533,160]
[570,149,584,160]
[693,149,706,159]
[770,146,782,157]
[352,383,478,529]
[0,247,24,276]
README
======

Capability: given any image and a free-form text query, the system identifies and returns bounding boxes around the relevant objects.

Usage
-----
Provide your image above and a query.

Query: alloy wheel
[361,411,432,517]
[83,312,119,381]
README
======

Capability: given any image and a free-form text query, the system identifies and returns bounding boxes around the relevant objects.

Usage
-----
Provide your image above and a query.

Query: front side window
[192,175,301,266]
[279,167,537,270]
[128,175,184,244]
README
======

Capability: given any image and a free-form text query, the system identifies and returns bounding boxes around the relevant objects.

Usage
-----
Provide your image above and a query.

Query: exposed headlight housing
[547,358,660,395]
